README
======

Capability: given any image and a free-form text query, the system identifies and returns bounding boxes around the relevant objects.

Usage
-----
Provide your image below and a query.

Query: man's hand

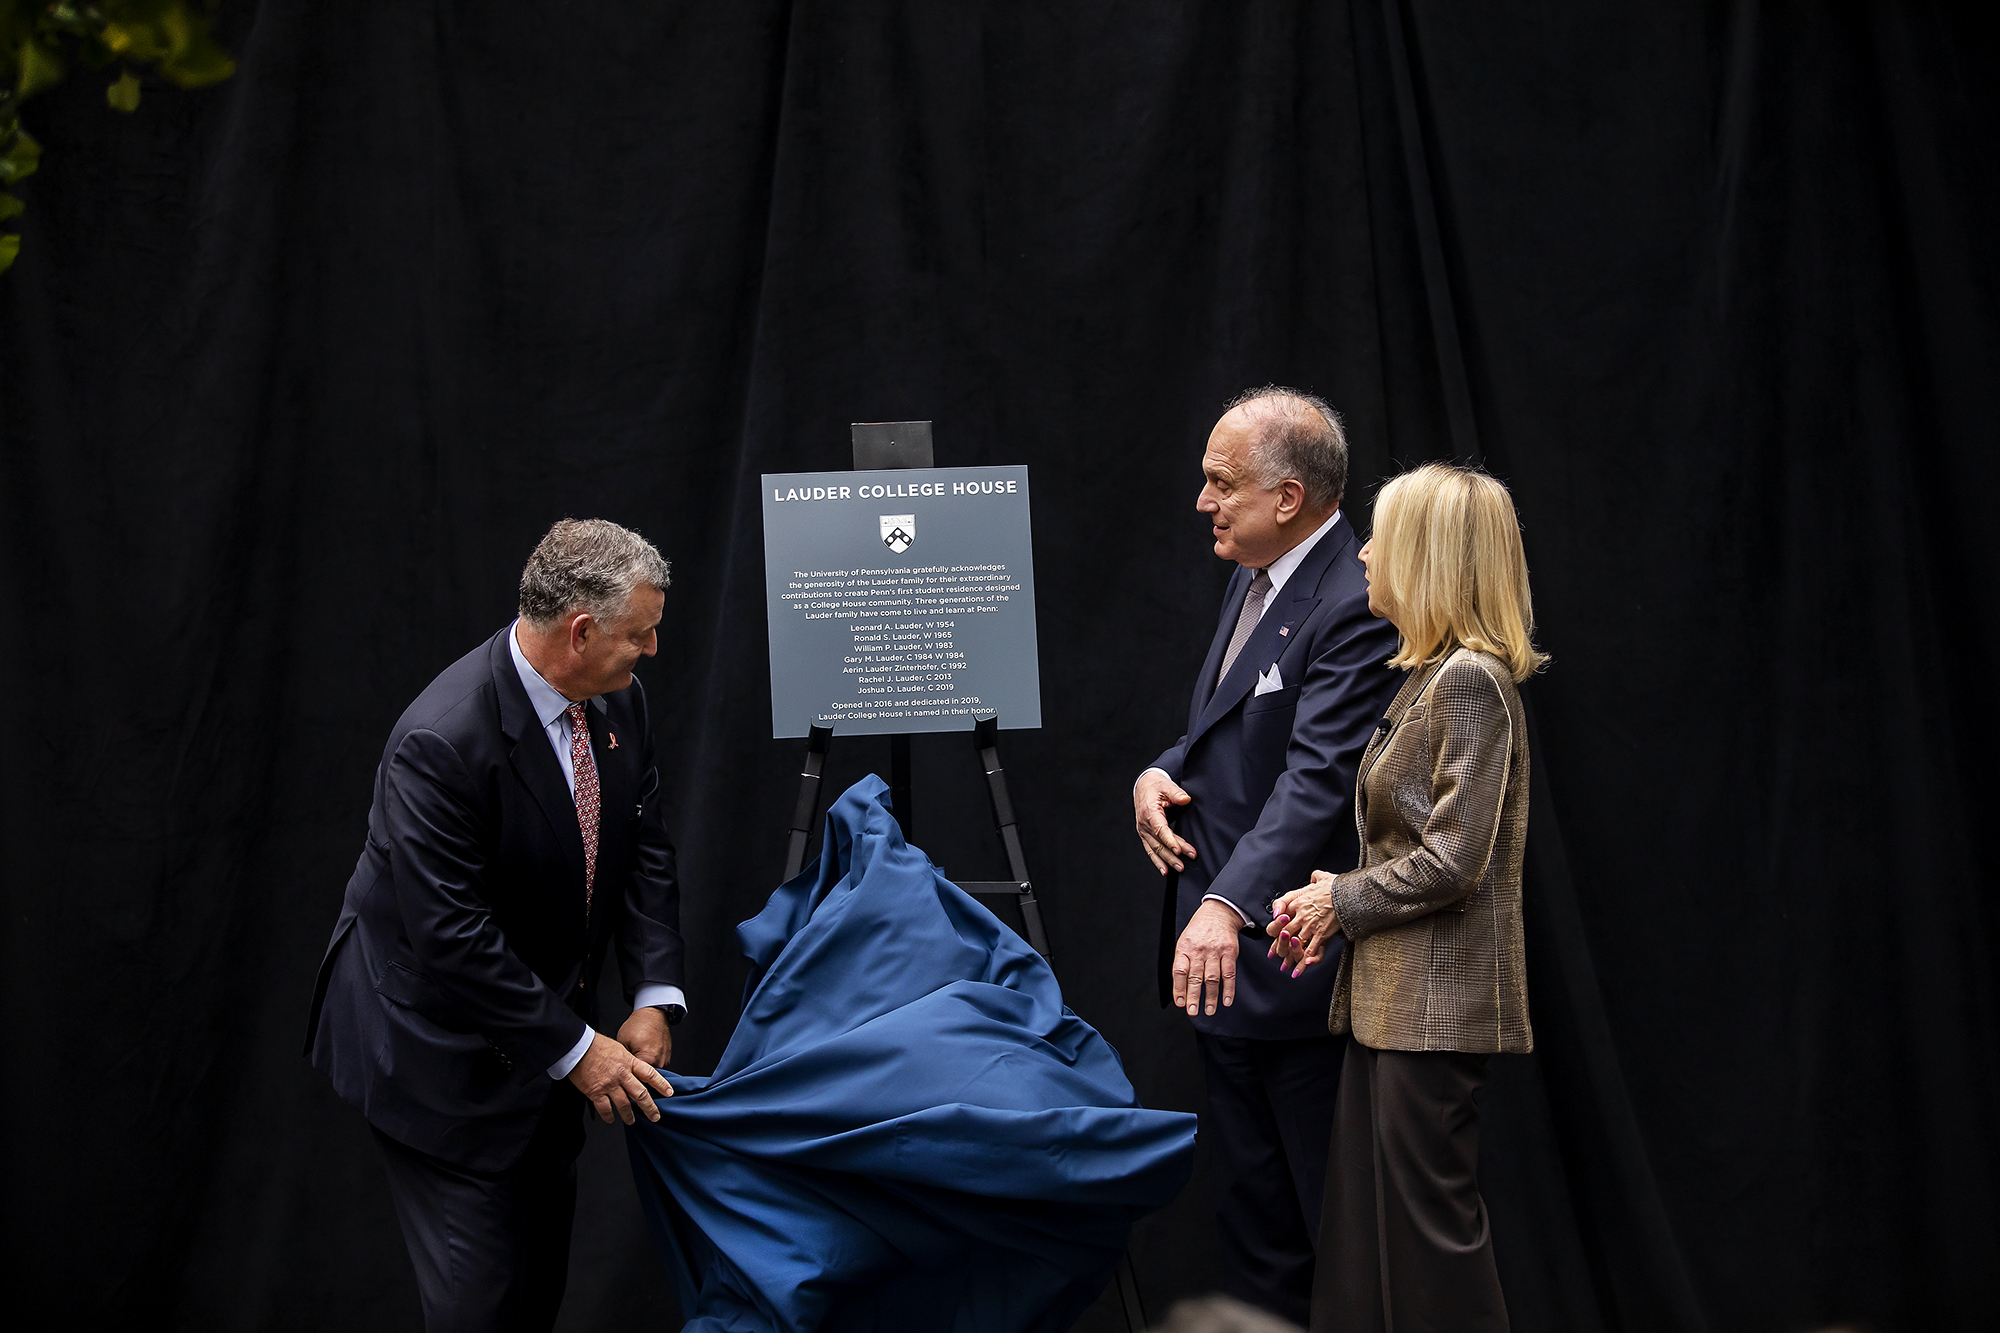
[1267,871,1339,977]
[566,1031,673,1125]
[1173,899,1245,1016]
[1135,769,1198,874]
[617,1006,672,1069]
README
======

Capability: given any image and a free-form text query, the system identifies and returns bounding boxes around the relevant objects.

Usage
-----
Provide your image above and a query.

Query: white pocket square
[1253,663,1284,696]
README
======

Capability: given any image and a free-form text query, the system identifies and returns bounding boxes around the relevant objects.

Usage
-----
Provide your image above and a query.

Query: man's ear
[1275,479,1307,521]
[567,612,593,654]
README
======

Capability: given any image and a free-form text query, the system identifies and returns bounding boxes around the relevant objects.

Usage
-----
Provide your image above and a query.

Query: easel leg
[1114,1252,1148,1330]
[972,717,1050,963]
[890,733,914,845]
[783,725,834,881]
[971,718,1143,1328]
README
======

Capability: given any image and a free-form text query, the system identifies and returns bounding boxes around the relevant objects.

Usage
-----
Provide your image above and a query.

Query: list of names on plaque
[762,466,1042,737]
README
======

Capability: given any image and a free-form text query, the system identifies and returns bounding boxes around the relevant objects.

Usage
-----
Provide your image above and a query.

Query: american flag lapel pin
[1279,626,1290,637]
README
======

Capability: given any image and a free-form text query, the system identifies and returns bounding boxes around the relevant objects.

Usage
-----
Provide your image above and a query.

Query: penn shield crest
[880,514,915,554]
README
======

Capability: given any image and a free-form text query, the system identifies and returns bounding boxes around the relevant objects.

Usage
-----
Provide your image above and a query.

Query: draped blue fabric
[624,775,1198,1332]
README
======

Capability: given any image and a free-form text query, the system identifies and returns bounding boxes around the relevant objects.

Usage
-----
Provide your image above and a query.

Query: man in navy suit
[307,518,687,1333]
[1134,388,1401,1324]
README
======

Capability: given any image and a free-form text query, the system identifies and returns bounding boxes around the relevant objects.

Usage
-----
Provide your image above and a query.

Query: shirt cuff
[1136,767,1171,792]
[634,983,687,1014]
[546,1024,593,1080]
[1200,893,1252,927]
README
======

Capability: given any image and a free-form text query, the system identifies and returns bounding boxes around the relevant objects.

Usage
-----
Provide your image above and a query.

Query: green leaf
[0,191,21,221]
[106,68,140,111]
[160,47,233,88]
[17,38,66,99]
[0,126,38,184]
[41,7,93,38]
[99,22,169,64]
[159,5,195,59]
[158,19,234,89]
[0,232,19,275]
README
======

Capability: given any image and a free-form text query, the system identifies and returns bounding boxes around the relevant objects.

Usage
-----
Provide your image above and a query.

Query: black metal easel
[780,716,1051,963]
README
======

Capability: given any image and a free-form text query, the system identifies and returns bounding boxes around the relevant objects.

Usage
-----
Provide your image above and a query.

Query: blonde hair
[1368,462,1549,683]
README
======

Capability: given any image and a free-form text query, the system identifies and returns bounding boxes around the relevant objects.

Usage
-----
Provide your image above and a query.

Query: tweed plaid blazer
[1324,647,1533,1053]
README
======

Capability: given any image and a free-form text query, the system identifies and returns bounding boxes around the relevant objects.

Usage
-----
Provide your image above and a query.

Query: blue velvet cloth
[624,776,1198,1332]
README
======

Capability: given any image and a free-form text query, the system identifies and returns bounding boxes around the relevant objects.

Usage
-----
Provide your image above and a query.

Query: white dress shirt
[509,622,687,1078]
[1143,509,1345,927]
[1256,508,1343,608]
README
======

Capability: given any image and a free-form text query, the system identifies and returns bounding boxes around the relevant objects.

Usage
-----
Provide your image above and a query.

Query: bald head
[1221,385,1349,513]
[1198,387,1350,568]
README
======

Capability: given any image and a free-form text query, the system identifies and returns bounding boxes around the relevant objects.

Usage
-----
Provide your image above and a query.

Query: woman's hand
[1266,871,1340,977]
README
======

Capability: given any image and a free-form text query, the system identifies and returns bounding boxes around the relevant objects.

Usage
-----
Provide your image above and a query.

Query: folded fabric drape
[625,774,1197,1333]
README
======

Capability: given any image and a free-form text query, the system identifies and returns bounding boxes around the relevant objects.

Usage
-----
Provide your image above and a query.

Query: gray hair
[1224,384,1349,512]
[518,518,671,629]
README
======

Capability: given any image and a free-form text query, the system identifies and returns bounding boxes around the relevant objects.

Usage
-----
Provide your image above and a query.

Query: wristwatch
[657,1003,686,1028]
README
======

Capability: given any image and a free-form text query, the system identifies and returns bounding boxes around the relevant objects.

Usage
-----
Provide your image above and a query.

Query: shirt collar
[1263,508,1343,597]
[509,619,577,728]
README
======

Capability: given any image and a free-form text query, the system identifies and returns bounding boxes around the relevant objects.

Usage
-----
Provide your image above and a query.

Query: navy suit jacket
[305,627,685,1170]
[1152,519,1401,1040]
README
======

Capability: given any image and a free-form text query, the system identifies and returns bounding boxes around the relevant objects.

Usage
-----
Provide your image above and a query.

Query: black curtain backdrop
[3,3,1996,1330]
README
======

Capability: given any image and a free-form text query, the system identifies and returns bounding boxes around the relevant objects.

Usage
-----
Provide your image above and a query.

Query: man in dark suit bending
[1134,388,1401,1324]
[307,518,687,1332]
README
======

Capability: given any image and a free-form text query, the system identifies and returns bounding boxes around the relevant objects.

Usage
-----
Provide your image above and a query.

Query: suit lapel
[1186,519,1355,748]
[1189,592,1315,745]
[492,632,588,899]
[1189,565,1249,728]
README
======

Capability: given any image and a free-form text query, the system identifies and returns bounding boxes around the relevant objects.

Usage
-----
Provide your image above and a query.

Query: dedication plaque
[762,465,1042,738]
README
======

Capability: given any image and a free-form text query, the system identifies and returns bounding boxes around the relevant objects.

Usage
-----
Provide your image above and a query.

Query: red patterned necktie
[566,702,600,915]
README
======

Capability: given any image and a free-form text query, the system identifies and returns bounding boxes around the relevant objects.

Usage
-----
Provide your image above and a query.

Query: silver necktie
[1217,568,1273,686]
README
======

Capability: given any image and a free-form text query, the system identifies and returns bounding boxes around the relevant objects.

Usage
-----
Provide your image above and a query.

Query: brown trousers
[1310,1042,1507,1333]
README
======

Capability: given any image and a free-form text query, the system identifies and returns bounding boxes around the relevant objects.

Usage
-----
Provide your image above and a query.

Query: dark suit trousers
[1197,1032,1345,1326]
[373,1086,587,1333]
[1311,1041,1507,1333]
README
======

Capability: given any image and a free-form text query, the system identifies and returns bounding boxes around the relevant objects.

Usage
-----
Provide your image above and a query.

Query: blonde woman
[1265,462,1546,1333]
